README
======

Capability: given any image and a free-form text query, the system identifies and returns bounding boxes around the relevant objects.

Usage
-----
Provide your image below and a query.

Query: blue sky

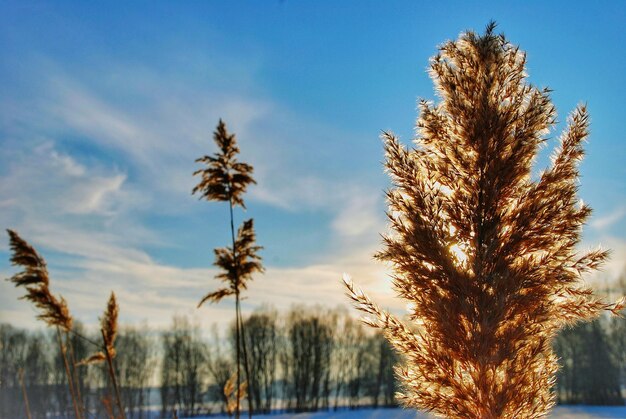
[1,1,624,331]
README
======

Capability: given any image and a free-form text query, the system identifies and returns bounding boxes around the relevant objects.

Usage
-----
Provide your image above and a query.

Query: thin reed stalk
[101,396,116,419]
[69,328,102,348]
[230,197,242,419]
[67,332,86,418]
[230,194,253,418]
[237,302,252,418]
[102,328,125,419]
[18,368,32,419]
[57,327,83,419]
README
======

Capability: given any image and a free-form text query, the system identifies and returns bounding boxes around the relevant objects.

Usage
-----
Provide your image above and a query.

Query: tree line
[2,298,626,418]
[159,307,398,416]
[553,277,626,405]
[0,306,397,418]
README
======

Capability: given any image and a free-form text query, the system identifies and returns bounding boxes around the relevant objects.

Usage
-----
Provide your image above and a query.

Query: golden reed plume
[78,291,119,365]
[6,229,73,331]
[6,229,123,418]
[198,219,264,308]
[192,119,256,209]
[224,373,248,417]
[344,22,624,418]
[101,291,118,357]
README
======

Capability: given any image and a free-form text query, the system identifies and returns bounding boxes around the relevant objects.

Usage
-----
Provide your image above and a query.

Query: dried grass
[193,119,262,418]
[344,22,624,418]
[6,229,73,331]
[6,229,124,418]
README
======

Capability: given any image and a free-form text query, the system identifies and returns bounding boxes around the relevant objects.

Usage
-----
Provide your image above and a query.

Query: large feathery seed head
[192,119,256,208]
[343,23,623,418]
[198,219,264,307]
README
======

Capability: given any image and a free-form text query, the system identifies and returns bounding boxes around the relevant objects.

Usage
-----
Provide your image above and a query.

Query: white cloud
[69,174,127,215]
[251,175,329,211]
[591,206,626,230]
[0,56,394,335]
[332,190,382,238]
[0,225,399,333]
[49,145,86,177]
[0,141,133,220]
[48,79,148,159]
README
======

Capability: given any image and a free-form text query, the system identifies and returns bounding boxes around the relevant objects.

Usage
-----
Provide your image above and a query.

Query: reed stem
[101,328,125,418]
[238,306,252,418]
[67,332,86,418]
[57,327,82,419]
[18,368,32,419]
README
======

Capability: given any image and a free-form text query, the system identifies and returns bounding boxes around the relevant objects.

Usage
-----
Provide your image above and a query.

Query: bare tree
[0,325,35,418]
[113,327,155,418]
[354,331,399,409]
[206,324,235,414]
[160,316,208,417]
[286,309,334,412]
[241,309,278,413]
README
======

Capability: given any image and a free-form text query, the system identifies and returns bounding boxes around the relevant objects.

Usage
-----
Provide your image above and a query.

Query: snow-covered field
[199,406,626,418]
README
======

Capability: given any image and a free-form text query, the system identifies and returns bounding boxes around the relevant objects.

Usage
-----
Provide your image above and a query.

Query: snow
[551,406,626,418]
[195,406,626,418]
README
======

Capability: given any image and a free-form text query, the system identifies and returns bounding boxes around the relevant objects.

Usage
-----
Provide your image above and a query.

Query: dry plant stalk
[100,292,124,419]
[79,293,124,418]
[344,23,624,418]
[193,119,263,418]
[101,395,116,419]
[18,368,32,419]
[7,230,124,418]
[6,229,83,419]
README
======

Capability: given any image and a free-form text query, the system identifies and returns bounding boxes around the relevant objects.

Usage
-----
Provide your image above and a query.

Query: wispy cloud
[0,136,393,331]
[591,206,626,230]
[0,223,399,331]
[332,189,382,239]
[0,51,391,332]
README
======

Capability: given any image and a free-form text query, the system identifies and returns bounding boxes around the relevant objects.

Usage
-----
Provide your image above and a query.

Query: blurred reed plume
[198,219,263,307]
[6,229,82,418]
[7,230,125,418]
[192,119,255,208]
[344,22,624,419]
[79,292,118,365]
[6,229,73,331]
[100,292,124,418]
[224,373,248,417]
[74,292,124,417]
[102,292,118,358]
[193,119,263,418]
